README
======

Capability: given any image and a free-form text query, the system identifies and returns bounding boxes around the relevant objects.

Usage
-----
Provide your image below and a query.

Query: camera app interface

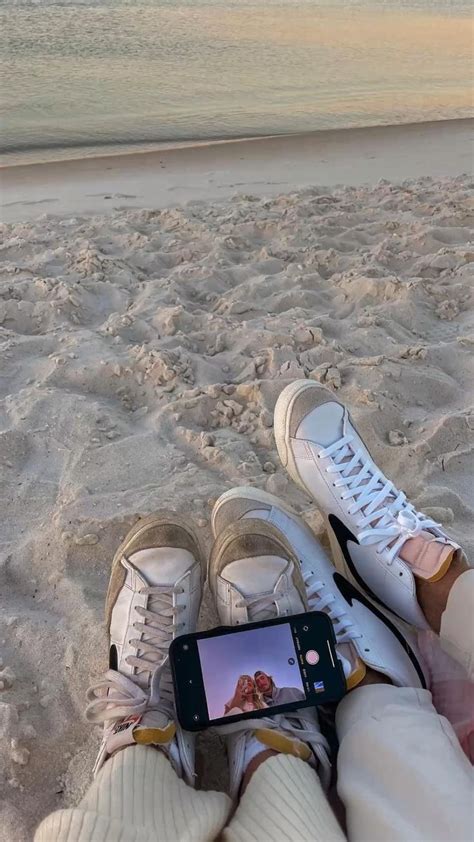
[197,622,304,720]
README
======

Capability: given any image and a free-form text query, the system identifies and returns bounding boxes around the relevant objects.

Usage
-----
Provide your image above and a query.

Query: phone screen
[170,612,346,730]
[198,622,305,720]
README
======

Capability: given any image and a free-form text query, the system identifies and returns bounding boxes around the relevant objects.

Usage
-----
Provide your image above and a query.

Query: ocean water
[1,0,472,164]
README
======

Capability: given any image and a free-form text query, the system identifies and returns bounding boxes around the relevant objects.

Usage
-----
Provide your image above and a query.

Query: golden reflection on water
[2,2,473,160]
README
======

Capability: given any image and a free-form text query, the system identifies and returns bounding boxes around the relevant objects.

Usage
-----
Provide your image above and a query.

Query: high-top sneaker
[208,517,331,799]
[274,380,464,628]
[212,487,428,690]
[85,512,205,784]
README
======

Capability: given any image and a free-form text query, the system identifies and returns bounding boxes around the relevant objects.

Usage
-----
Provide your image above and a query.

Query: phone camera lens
[288,657,295,665]
[182,644,189,651]
[303,625,309,632]
[193,714,200,722]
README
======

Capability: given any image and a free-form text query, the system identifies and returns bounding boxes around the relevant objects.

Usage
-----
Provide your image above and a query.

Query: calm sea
[1,0,472,164]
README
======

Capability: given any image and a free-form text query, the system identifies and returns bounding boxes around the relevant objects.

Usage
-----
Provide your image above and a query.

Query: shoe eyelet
[364,648,370,653]
[399,572,403,577]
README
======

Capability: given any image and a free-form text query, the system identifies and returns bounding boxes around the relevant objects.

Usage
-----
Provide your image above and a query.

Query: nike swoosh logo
[109,644,118,671]
[333,572,426,688]
[328,514,397,616]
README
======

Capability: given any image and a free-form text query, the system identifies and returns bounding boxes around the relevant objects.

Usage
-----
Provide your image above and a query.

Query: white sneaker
[85,512,205,784]
[213,487,428,690]
[274,380,463,629]
[208,516,331,799]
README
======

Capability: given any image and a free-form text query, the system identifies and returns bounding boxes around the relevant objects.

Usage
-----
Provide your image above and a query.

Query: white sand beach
[0,120,473,839]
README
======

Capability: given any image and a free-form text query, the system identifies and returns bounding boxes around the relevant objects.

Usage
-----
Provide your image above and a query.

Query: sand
[0,125,473,839]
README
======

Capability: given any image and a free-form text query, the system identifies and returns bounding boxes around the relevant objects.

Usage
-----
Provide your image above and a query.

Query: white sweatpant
[36,570,474,842]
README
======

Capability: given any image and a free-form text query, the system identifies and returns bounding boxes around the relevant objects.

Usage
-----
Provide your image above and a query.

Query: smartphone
[169,611,346,731]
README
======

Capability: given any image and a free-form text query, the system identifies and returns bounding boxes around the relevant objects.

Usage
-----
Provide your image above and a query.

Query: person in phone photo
[254,670,305,706]
[223,674,268,716]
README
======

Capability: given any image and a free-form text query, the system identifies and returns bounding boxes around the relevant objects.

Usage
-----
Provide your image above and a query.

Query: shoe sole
[105,511,206,631]
[208,518,309,610]
[274,379,323,484]
[211,485,301,539]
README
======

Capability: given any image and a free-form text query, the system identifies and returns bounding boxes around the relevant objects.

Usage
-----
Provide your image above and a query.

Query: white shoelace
[304,572,361,644]
[218,711,331,786]
[85,662,174,725]
[85,580,186,724]
[237,555,360,644]
[127,584,186,676]
[320,434,442,564]
[236,592,286,622]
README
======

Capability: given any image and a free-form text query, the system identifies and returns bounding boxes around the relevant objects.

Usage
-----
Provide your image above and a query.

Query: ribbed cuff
[224,753,345,842]
[35,745,231,842]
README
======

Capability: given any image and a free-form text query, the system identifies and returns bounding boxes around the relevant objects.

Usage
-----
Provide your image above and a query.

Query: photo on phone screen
[170,612,346,730]
[198,622,304,719]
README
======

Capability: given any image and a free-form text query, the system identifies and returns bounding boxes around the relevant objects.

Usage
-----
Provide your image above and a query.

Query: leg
[336,683,473,842]
[207,511,337,818]
[224,753,345,842]
[213,488,469,841]
[272,380,474,838]
[35,512,232,841]
[35,745,231,842]
[417,562,474,759]
[425,564,474,678]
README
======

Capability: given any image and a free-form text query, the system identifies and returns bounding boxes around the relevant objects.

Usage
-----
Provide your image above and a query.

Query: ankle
[416,554,469,633]
[356,668,392,688]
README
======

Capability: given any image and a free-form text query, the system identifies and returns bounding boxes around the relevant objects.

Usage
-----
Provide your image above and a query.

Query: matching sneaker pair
[86,381,462,796]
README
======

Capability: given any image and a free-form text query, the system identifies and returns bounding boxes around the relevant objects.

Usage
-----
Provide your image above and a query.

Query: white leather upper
[110,550,202,682]
[129,548,198,586]
[215,556,305,625]
[290,408,431,628]
[223,555,288,596]
[297,401,344,447]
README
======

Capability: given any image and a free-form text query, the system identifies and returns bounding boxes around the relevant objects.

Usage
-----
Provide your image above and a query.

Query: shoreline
[1,118,473,223]
[1,116,472,171]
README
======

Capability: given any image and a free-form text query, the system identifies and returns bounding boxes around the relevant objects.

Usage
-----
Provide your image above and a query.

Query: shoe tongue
[224,555,287,599]
[398,533,455,581]
[129,548,195,586]
[297,401,345,447]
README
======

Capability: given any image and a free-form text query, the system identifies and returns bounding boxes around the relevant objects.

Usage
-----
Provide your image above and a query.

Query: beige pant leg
[440,568,474,679]
[35,745,232,842]
[224,753,345,842]
[336,684,474,842]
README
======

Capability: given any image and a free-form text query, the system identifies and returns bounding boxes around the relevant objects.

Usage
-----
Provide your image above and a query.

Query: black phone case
[170,611,346,731]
